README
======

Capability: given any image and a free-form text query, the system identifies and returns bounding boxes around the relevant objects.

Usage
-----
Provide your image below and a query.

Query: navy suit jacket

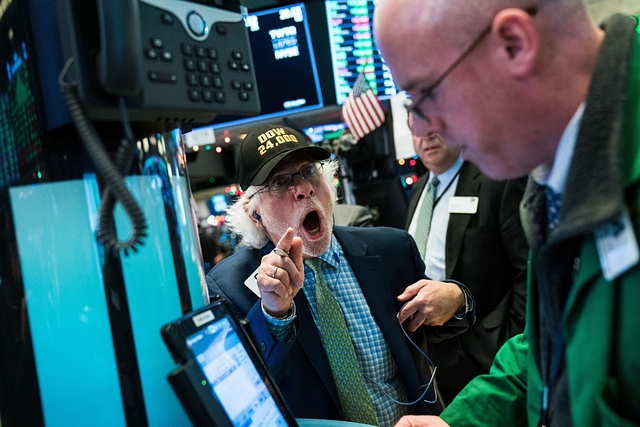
[406,161,528,403]
[206,226,473,420]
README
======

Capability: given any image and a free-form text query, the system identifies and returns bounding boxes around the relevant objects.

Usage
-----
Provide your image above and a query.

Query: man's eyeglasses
[405,6,538,124]
[249,162,324,198]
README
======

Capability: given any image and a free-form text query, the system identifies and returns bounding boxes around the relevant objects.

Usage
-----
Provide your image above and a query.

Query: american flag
[341,72,385,141]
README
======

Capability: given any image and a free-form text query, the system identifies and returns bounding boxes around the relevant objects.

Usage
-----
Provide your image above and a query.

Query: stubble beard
[260,198,334,258]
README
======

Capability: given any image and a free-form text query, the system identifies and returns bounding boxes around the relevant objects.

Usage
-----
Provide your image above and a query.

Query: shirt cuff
[262,301,297,342]
[445,279,474,320]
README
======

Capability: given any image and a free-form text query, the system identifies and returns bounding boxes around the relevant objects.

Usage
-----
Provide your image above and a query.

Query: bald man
[375,1,640,426]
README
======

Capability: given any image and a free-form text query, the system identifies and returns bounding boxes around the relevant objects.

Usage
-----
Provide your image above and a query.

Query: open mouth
[302,210,322,236]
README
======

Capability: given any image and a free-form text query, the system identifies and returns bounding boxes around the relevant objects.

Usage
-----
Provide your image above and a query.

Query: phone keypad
[139,4,259,120]
[120,3,260,122]
[169,42,253,104]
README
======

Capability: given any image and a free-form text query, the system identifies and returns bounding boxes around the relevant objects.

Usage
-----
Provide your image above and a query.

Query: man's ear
[252,212,262,225]
[250,211,263,228]
[243,199,263,228]
[492,8,538,76]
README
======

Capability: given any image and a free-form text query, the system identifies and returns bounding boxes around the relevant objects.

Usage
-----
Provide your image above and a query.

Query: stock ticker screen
[203,2,324,130]
[325,0,398,105]
[0,1,44,189]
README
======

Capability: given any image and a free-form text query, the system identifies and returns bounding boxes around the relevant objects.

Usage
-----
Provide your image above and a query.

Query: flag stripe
[341,72,386,140]
[348,98,371,140]
[361,92,384,124]
[345,93,366,139]
[364,92,385,122]
[353,97,376,132]
[344,96,365,139]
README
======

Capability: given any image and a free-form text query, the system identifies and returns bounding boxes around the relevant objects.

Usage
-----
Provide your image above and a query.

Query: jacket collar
[521,14,640,246]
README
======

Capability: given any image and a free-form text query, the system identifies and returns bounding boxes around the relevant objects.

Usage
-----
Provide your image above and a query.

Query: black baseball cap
[236,124,331,190]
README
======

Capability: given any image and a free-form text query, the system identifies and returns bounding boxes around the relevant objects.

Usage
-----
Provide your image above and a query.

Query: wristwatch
[263,301,296,320]
[452,285,472,320]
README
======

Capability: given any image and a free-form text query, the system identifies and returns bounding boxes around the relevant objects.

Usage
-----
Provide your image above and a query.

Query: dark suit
[206,226,474,420]
[406,161,528,403]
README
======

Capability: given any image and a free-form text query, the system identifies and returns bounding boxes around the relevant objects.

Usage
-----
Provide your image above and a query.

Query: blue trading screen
[186,317,288,427]
[204,3,324,130]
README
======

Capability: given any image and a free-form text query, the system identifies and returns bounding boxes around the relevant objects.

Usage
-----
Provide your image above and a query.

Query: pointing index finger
[275,228,295,254]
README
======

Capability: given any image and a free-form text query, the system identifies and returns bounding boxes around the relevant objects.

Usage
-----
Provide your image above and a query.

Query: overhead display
[203,3,324,130]
[325,0,398,105]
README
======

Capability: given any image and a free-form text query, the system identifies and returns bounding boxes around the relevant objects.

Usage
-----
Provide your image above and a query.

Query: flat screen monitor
[161,298,299,427]
[187,317,289,427]
[201,3,324,131]
[0,1,47,189]
[207,193,230,215]
[325,0,398,105]
[302,122,345,143]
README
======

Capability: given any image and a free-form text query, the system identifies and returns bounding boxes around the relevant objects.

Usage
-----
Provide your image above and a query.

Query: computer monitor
[0,2,48,189]
[161,298,299,427]
[325,0,399,105]
[201,3,324,131]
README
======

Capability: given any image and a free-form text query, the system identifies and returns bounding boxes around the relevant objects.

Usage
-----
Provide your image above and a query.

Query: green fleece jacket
[441,13,640,427]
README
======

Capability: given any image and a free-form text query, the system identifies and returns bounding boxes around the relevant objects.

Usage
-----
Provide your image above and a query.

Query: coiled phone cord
[58,58,147,256]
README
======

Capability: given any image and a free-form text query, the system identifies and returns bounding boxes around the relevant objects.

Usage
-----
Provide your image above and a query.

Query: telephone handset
[95,0,143,97]
[57,0,260,123]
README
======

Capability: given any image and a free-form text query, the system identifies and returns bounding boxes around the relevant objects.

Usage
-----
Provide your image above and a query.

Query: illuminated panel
[0,40,44,188]
[0,0,47,190]
[326,0,398,105]
[205,3,324,130]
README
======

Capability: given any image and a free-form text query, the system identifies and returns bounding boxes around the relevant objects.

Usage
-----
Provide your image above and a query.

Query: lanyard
[432,168,462,208]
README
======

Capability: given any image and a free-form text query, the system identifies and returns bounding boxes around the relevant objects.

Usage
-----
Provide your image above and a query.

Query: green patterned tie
[414,176,440,259]
[306,258,378,426]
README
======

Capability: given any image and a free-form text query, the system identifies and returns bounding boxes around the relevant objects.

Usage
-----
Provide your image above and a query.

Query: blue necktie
[545,186,562,234]
[414,176,440,259]
[305,258,378,425]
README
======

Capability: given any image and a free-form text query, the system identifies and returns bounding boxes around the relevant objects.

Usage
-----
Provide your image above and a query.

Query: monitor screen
[325,0,398,105]
[302,122,345,143]
[207,193,230,215]
[0,0,46,189]
[202,3,324,131]
[186,316,289,427]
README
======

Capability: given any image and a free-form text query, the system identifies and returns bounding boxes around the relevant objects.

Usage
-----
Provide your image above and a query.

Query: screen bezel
[161,298,299,427]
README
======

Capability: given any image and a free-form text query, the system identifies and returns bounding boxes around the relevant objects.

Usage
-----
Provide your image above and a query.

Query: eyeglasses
[249,162,324,198]
[405,6,538,124]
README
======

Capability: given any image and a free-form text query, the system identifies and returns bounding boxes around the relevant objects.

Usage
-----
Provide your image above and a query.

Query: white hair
[225,159,340,249]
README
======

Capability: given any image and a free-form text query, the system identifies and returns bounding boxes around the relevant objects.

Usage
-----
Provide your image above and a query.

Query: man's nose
[293,174,314,200]
[412,115,443,138]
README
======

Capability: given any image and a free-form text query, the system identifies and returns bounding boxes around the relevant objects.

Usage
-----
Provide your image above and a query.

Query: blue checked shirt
[265,235,409,427]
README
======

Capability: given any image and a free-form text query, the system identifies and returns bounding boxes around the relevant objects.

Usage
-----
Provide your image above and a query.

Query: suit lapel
[333,228,396,318]
[445,162,479,278]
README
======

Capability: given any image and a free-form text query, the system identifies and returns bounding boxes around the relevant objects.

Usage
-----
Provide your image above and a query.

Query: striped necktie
[305,258,378,425]
[414,176,440,259]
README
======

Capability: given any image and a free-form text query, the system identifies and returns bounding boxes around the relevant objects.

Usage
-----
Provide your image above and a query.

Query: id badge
[244,267,261,297]
[449,196,479,214]
[594,209,640,281]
